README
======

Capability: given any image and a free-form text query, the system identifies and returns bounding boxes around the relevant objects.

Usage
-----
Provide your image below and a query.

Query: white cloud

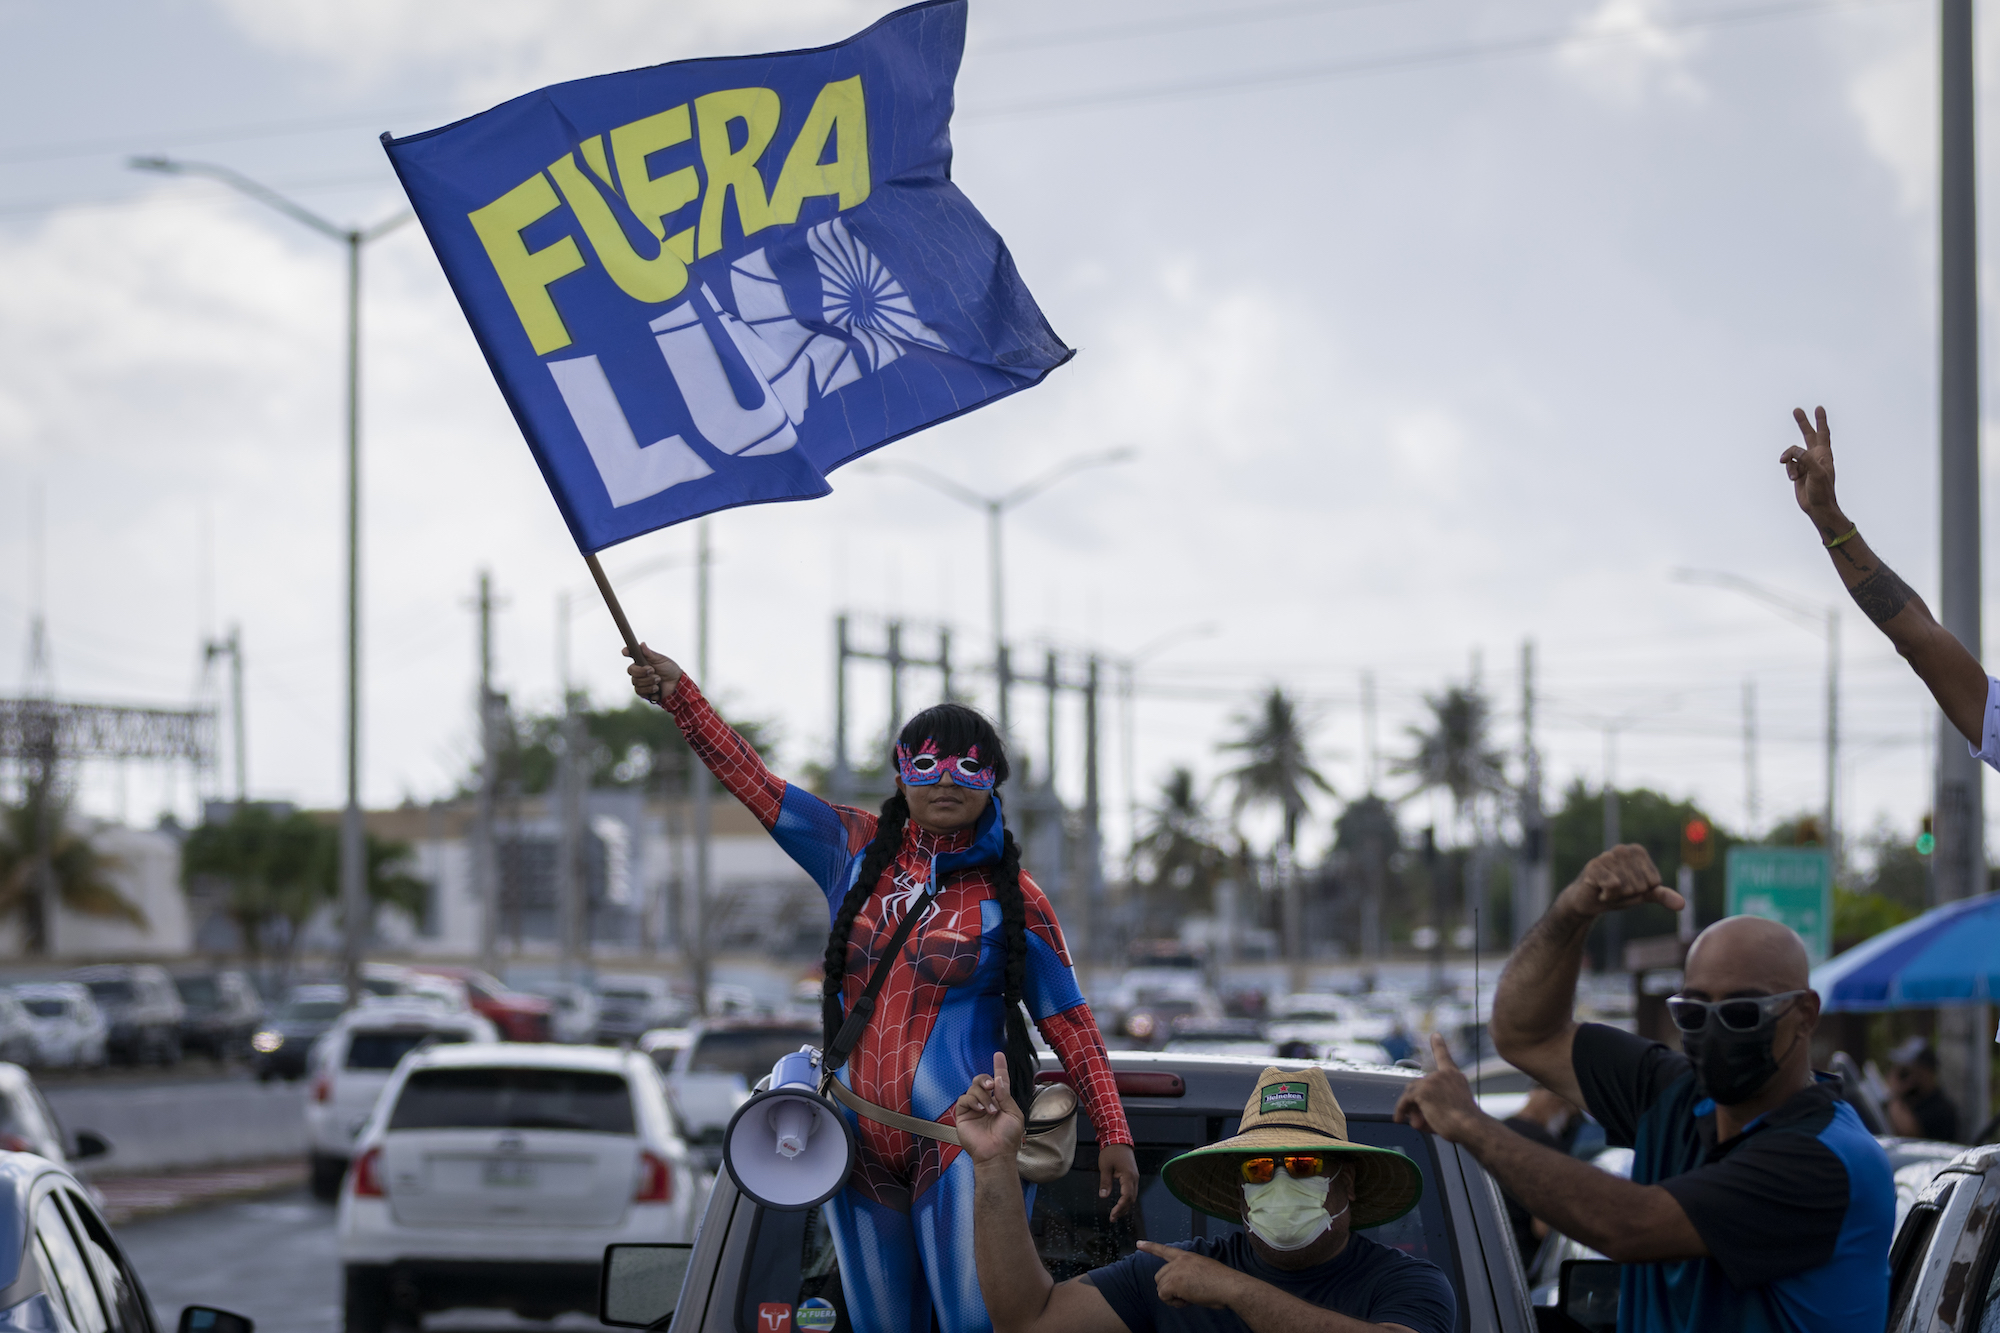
[1844,14,1932,213]
[204,0,894,105]
[1559,0,1705,107]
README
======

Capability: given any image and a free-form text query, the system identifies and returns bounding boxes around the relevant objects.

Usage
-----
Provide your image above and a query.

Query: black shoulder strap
[823,881,937,1072]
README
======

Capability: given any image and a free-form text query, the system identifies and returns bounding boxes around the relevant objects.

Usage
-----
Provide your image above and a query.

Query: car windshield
[283,1000,345,1022]
[601,988,651,1003]
[175,978,218,1008]
[687,1028,819,1080]
[346,1030,466,1070]
[19,1000,65,1019]
[388,1066,635,1133]
[83,981,133,1006]
[735,1112,1462,1325]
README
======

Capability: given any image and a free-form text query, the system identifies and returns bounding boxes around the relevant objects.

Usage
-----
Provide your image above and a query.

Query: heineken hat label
[1260,1082,1310,1115]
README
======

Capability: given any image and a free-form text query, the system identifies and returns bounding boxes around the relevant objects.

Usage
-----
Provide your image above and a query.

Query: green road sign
[1726,847,1833,963]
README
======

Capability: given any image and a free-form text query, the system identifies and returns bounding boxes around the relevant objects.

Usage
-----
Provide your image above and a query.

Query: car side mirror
[178,1307,253,1333]
[71,1132,110,1161]
[1557,1259,1620,1333]
[599,1243,694,1330]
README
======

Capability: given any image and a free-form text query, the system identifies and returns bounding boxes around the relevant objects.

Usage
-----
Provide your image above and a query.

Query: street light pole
[130,157,411,1003]
[866,449,1134,740]
[1938,0,1989,1141]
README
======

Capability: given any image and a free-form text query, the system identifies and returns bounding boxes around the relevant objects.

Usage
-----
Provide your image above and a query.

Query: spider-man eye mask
[895,740,996,791]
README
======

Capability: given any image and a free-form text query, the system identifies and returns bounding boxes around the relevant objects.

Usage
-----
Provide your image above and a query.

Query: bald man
[1394,846,1893,1333]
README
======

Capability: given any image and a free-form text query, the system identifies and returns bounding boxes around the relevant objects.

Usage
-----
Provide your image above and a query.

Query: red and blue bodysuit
[660,677,1132,1333]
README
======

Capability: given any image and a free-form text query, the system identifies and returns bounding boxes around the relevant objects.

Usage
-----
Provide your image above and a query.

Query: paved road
[44,1074,305,1174]
[117,1191,607,1333]
[119,1191,340,1333]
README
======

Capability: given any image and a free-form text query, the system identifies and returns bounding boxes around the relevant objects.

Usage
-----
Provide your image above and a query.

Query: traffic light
[1917,814,1935,857]
[1681,817,1714,870]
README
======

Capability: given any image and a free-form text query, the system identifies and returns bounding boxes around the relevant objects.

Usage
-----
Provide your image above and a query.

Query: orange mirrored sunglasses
[1237,1154,1332,1185]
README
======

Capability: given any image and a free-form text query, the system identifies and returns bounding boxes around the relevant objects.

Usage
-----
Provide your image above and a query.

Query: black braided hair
[821,704,1038,1103]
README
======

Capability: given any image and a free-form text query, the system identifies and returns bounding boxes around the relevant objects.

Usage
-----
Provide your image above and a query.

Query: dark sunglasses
[1665,989,1808,1034]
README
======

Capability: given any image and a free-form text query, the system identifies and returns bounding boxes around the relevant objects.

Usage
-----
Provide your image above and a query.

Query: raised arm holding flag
[381,5,1117,1329]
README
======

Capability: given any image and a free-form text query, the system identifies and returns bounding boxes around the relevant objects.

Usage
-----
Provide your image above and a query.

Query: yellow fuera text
[471,76,871,356]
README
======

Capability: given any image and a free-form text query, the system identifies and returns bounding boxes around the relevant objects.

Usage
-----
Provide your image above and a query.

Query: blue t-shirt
[1084,1231,1455,1333]
[1573,1023,1895,1333]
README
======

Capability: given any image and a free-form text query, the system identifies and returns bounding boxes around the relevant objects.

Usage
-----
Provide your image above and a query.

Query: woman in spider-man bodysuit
[624,644,1137,1333]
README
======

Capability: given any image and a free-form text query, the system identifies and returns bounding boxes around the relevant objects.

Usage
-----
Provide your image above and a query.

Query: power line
[966,0,1915,119]
[979,0,1421,53]
[0,104,454,171]
[0,170,399,222]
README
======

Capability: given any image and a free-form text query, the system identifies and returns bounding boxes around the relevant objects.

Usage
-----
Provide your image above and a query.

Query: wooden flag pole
[584,552,659,701]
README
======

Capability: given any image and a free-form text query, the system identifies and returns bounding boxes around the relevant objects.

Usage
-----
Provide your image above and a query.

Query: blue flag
[383,0,1070,553]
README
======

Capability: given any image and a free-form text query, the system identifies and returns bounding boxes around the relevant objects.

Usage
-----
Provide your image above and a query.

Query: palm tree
[1394,681,1509,972]
[1220,687,1331,971]
[0,781,144,953]
[1218,687,1333,852]
[1393,683,1508,824]
[1133,768,1225,915]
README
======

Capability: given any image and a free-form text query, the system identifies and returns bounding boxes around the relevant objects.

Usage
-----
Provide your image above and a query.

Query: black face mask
[1682,1023,1797,1106]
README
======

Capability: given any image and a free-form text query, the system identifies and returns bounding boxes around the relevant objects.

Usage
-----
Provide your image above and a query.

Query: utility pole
[557,696,585,981]
[1361,671,1379,792]
[1036,650,1065,922]
[832,615,852,803]
[474,572,501,975]
[1601,727,1620,852]
[1424,827,1444,996]
[831,614,953,804]
[990,502,1009,737]
[1825,609,1841,868]
[690,521,713,1016]
[1742,680,1760,835]
[1672,571,1839,856]
[887,621,905,729]
[1516,641,1549,943]
[202,627,246,802]
[555,590,585,983]
[1937,0,1989,1130]
[1083,656,1103,970]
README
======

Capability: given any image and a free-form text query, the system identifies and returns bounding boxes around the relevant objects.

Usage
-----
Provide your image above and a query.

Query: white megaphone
[722,1047,856,1211]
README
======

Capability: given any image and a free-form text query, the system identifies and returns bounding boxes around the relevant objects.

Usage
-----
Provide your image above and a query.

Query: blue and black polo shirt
[1572,1023,1895,1333]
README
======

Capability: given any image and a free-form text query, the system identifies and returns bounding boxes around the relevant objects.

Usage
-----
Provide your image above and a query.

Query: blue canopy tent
[1810,891,2000,1011]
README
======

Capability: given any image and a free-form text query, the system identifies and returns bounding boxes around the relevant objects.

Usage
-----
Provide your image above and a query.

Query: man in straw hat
[955,1054,1454,1332]
[1395,844,1893,1333]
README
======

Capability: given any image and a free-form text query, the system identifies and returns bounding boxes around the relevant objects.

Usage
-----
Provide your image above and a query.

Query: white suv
[336,1042,698,1333]
[307,1003,498,1199]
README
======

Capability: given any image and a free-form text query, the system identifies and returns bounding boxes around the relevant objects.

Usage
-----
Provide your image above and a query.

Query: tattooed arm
[1782,407,1989,744]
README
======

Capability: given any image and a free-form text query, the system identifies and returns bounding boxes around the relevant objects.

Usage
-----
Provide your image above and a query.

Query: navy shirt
[1085,1231,1455,1333]
[1572,1023,1895,1333]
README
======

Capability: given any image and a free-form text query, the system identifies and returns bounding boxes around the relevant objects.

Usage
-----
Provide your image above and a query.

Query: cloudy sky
[0,0,1981,865]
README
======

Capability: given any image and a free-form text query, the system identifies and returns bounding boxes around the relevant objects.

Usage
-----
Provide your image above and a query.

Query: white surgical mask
[1241,1171,1348,1251]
